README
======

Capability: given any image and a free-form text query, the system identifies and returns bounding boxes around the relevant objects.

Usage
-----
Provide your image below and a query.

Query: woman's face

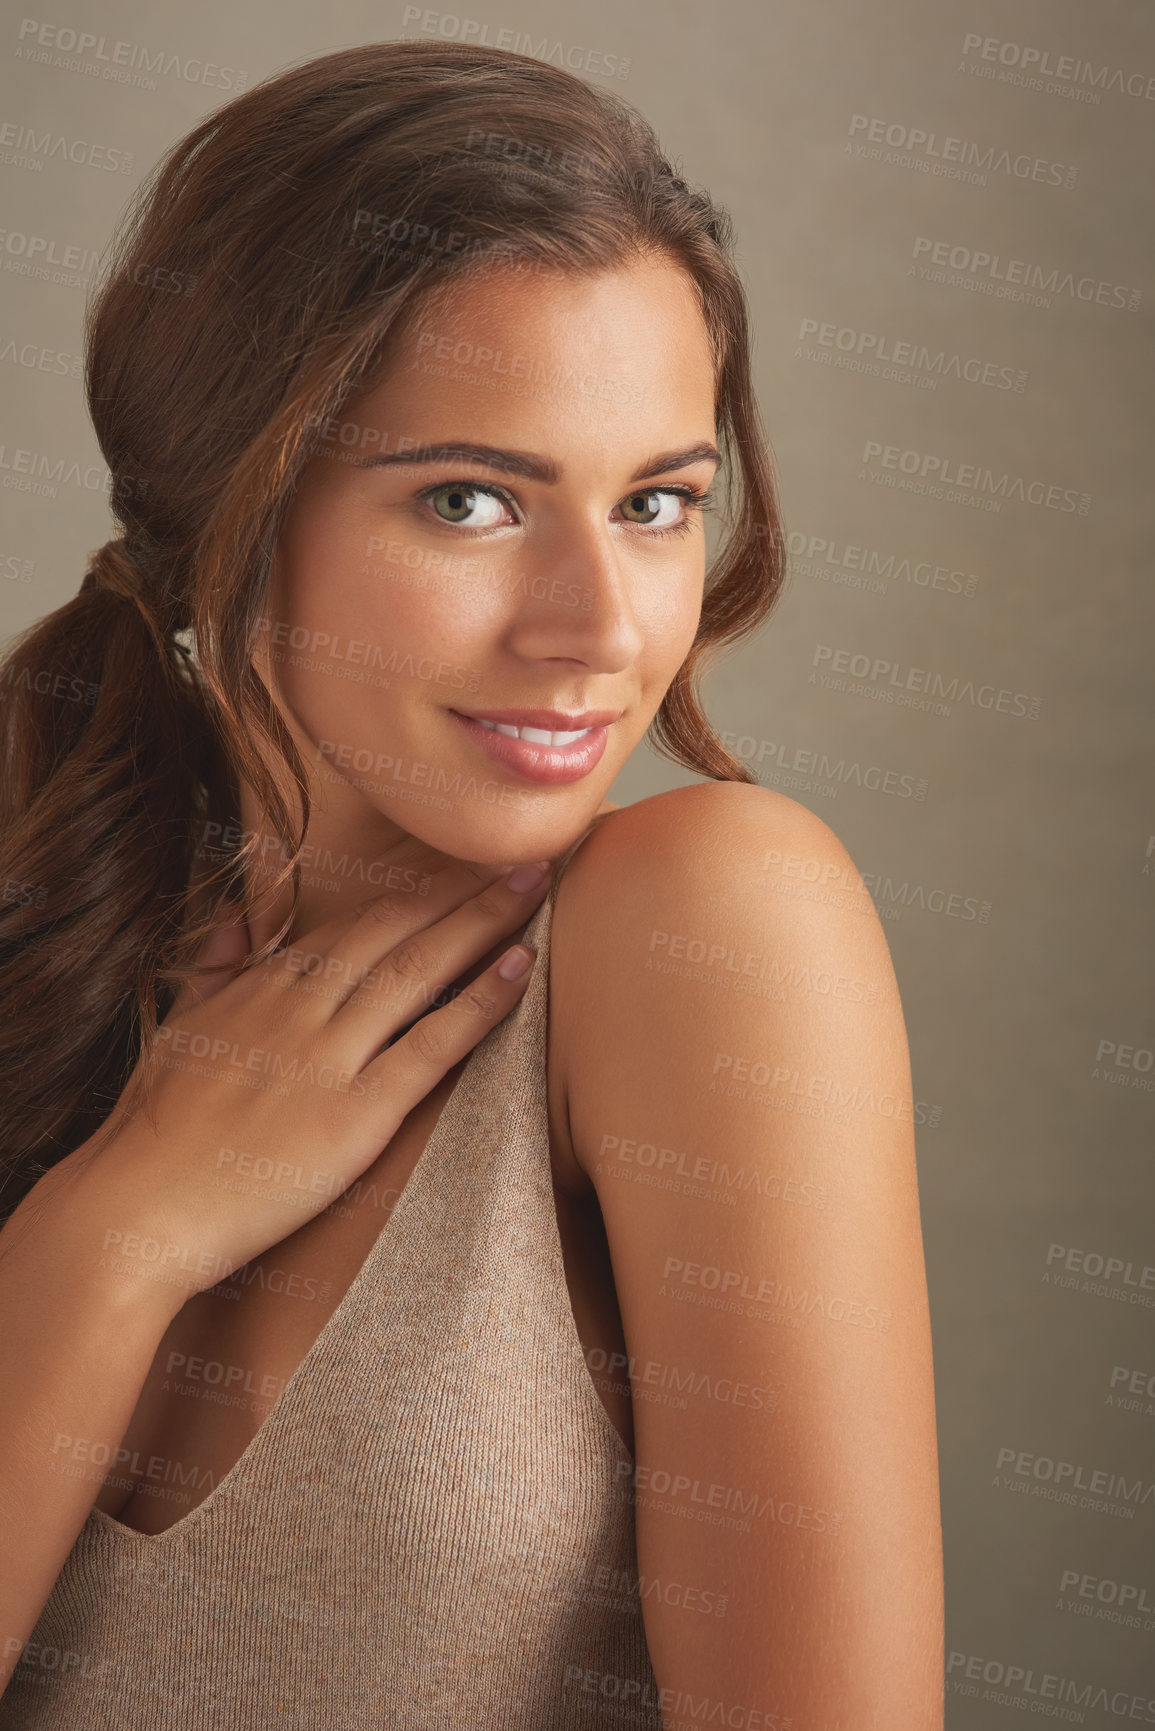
[253,253,719,875]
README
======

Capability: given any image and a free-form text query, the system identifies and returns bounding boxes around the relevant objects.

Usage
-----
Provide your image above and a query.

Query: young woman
[0,40,943,1730]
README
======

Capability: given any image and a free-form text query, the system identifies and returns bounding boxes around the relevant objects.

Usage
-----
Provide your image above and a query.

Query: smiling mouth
[447,707,617,785]
[450,705,622,748]
[472,719,593,746]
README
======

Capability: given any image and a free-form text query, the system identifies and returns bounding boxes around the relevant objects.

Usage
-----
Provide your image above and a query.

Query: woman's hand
[59,847,553,1312]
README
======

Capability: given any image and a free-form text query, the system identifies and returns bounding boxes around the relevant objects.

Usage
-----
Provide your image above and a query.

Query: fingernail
[505,860,551,894]
[498,944,535,980]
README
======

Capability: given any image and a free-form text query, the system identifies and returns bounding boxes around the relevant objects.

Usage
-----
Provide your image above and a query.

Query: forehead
[350,255,718,457]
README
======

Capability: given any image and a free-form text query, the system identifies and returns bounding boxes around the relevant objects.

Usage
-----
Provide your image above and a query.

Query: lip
[453,707,622,729]
[448,707,615,786]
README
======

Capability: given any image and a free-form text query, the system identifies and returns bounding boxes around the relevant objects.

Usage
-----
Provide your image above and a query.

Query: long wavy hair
[0,40,786,1217]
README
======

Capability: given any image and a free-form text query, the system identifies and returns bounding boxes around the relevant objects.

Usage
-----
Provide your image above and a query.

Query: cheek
[633,573,703,682]
[270,529,489,734]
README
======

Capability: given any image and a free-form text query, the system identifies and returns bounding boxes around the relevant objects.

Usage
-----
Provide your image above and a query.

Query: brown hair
[0,40,786,1216]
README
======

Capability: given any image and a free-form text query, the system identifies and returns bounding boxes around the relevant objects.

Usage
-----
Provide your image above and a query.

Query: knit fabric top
[1,866,663,1729]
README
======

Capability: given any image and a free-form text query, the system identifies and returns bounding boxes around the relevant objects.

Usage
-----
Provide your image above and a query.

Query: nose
[502,514,647,674]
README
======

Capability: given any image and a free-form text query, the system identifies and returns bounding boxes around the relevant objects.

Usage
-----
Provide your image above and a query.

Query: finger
[266,854,548,1016]
[361,942,537,1102]
[331,862,552,1055]
[256,853,508,987]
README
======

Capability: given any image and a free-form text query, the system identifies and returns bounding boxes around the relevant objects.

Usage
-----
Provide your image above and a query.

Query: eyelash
[415,480,716,540]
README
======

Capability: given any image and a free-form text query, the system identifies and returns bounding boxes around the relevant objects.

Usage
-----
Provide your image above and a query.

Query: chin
[380,794,611,869]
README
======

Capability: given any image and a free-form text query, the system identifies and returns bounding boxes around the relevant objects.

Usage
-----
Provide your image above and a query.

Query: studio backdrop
[2,0,1152,1723]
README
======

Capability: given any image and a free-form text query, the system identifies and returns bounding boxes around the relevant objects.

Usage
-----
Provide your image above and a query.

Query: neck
[229,773,621,958]
[232,776,418,956]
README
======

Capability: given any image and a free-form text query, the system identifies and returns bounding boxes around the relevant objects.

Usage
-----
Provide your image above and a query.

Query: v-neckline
[88,889,555,1548]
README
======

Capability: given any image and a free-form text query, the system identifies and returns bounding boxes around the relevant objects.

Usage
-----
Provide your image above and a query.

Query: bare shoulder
[551,782,902,1131]
[548,781,943,1718]
[559,780,881,926]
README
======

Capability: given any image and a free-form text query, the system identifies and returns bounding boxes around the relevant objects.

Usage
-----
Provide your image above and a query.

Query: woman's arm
[0,847,553,1697]
[553,782,944,1731]
[0,1154,183,1690]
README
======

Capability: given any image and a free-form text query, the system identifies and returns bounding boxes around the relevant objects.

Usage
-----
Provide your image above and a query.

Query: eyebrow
[354,440,723,485]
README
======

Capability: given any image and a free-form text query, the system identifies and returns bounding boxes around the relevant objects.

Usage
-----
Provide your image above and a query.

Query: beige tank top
[1,868,663,1729]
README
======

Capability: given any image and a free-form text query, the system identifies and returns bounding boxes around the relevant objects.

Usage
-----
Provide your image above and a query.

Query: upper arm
[551,782,943,1729]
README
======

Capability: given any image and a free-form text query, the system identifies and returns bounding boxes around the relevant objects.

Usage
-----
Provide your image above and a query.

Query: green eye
[620,491,663,524]
[431,485,480,523]
[423,484,510,528]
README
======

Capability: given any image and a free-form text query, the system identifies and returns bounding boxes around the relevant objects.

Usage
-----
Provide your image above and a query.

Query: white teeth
[519,725,586,746]
[474,718,594,746]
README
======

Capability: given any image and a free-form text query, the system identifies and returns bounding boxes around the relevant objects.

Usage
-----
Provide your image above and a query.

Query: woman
[0,40,943,1729]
